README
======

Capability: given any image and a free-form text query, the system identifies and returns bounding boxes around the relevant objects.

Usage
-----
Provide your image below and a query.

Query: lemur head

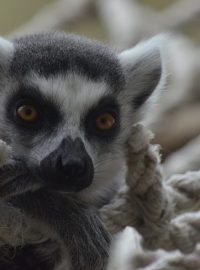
[0,33,165,202]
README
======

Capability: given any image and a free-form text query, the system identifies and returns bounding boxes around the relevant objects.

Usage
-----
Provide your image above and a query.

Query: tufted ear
[0,36,13,71]
[118,35,166,110]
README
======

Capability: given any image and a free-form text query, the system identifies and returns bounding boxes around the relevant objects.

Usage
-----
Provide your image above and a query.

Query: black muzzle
[39,137,94,192]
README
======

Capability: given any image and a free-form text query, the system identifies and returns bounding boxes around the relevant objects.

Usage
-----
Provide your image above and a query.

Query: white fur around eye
[29,73,108,116]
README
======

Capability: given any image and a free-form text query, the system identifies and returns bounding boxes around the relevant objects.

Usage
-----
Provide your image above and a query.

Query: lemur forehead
[29,73,109,113]
[10,33,125,91]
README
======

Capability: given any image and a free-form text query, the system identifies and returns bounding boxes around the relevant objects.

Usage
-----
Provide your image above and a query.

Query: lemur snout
[60,138,89,179]
[39,137,94,192]
[61,156,86,179]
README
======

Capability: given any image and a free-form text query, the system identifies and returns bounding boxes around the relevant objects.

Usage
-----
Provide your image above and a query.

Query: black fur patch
[10,32,125,91]
[84,95,120,143]
[5,84,62,135]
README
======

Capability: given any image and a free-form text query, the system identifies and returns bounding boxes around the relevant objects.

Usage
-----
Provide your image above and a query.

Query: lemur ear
[0,36,13,69]
[118,35,166,109]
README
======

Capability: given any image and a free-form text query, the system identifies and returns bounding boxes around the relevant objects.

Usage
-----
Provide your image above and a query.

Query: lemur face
[0,33,164,201]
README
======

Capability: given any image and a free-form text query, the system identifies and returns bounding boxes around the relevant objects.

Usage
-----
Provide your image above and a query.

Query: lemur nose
[61,157,86,179]
[39,137,94,192]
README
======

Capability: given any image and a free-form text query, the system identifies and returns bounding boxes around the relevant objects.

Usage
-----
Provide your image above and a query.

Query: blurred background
[0,0,200,178]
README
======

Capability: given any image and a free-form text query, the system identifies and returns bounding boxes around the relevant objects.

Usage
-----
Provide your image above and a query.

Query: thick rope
[99,124,200,269]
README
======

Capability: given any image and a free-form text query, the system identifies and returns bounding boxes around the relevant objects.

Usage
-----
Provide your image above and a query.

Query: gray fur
[0,32,164,269]
[10,32,125,91]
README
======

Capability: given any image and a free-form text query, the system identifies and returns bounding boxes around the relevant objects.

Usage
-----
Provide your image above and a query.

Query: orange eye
[16,105,38,122]
[96,113,115,130]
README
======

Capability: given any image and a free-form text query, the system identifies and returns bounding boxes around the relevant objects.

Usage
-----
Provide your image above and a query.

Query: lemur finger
[0,160,28,185]
[0,160,43,197]
[0,175,39,197]
[0,159,27,174]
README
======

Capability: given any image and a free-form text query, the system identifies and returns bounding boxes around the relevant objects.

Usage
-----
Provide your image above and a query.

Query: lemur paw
[0,159,30,197]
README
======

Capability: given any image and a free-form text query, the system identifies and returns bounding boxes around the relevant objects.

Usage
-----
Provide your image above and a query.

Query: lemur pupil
[101,117,107,124]
[25,108,32,115]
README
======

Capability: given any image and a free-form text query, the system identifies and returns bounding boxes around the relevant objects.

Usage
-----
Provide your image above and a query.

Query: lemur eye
[96,113,115,130]
[16,105,38,122]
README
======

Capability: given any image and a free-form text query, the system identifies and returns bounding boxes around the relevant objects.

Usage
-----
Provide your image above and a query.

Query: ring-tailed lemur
[0,32,165,270]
